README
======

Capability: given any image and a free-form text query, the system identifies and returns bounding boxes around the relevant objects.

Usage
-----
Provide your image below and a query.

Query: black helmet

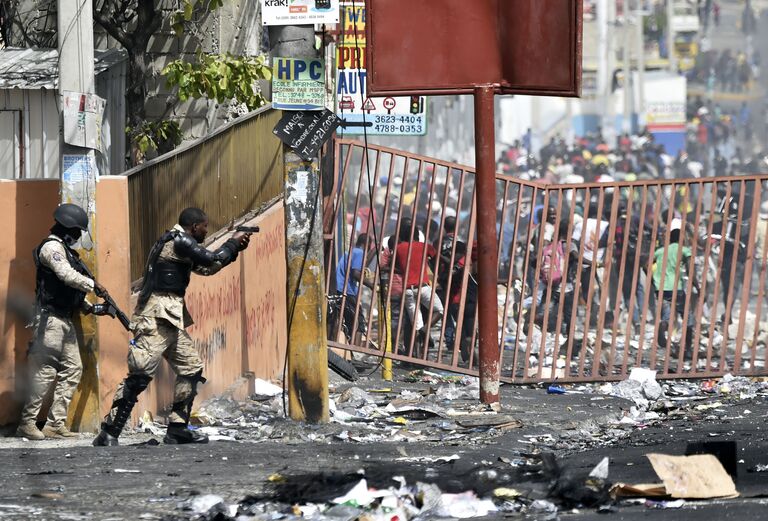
[53,203,89,231]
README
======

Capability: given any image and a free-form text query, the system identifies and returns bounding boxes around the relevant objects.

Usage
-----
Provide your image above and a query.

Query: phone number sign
[335,3,426,136]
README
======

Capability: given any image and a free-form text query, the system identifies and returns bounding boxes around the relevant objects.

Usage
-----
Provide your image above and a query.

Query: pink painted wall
[0,176,288,426]
[0,179,60,425]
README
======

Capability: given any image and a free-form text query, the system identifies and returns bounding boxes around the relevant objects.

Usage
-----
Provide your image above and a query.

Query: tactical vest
[137,231,193,309]
[34,238,88,317]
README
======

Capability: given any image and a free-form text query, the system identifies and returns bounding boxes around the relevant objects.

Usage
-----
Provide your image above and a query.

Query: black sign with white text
[272,109,341,161]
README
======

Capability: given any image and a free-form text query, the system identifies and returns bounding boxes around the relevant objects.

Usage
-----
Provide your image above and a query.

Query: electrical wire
[348,0,389,377]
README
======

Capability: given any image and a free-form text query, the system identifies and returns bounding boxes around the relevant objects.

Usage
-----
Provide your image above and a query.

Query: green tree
[94,0,268,164]
[163,52,271,111]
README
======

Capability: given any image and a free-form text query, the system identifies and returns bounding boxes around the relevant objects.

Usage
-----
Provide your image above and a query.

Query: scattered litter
[529,499,558,514]
[180,494,224,514]
[385,400,447,418]
[493,488,523,500]
[395,454,459,463]
[547,384,566,395]
[748,464,768,473]
[137,411,165,436]
[455,415,522,430]
[589,457,610,480]
[30,492,64,500]
[435,491,497,518]
[605,368,664,410]
[647,453,738,499]
[338,387,374,406]
[331,479,377,507]
[645,499,686,509]
[252,378,283,398]
[695,401,724,411]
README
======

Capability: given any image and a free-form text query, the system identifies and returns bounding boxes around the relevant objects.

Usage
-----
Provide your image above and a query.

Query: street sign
[261,0,339,26]
[273,109,341,160]
[272,57,325,111]
[336,2,427,136]
[382,97,395,112]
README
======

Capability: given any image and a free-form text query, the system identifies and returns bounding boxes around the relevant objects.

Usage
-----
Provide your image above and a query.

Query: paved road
[566,398,768,520]
[1,368,766,520]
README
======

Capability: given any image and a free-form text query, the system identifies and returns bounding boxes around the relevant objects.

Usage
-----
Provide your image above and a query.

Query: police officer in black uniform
[94,207,250,446]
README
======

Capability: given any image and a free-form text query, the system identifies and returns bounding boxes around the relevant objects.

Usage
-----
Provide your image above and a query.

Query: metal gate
[325,139,768,382]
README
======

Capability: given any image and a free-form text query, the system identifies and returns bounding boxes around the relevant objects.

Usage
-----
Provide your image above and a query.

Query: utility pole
[597,0,609,140]
[474,85,500,405]
[622,8,632,134]
[636,1,645,124]
[269,25,329,423]
[598,0,617,144]
[667,0,677,73]
[57,0,101,432]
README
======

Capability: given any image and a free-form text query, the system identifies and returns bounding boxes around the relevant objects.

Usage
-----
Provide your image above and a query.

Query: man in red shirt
[394,220,444,343]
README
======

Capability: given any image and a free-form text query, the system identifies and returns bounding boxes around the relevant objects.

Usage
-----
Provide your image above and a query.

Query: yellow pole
[382,297,393,381]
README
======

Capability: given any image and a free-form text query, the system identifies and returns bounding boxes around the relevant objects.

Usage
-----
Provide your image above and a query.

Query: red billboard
[365,0,583,97]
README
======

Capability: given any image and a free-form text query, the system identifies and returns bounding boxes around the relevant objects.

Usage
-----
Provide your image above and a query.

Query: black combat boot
[163,423,209,444]
[92,426,119,447]
[93,375,152,447]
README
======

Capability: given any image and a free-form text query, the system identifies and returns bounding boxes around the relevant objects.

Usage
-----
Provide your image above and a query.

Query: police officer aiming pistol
[94,207,251,446]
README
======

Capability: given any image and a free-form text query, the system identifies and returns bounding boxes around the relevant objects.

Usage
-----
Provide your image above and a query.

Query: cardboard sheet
[646,453,739,499]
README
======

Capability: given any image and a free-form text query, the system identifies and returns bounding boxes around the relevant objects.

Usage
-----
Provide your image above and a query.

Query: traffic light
[410,96,423,114]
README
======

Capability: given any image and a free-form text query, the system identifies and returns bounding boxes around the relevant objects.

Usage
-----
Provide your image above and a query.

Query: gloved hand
[94,282,107,297]
[92,303,111,316]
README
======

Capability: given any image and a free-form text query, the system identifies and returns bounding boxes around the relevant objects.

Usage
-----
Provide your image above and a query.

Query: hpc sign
[336,3,426,136]
[272,57,325,111]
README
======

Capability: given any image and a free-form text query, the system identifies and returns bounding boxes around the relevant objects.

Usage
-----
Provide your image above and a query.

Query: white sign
[61,91,106,153]
[336,69,427,136]
[272,57,325,110]
[261,0,339,26]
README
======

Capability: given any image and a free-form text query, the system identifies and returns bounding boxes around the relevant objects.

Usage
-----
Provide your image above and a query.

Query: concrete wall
[94,0,266,144]
[0,179,60,425]
[8,0,265,147]
[0,177,288,427]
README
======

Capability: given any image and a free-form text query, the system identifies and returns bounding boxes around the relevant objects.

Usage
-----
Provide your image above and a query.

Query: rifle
[97,292,133,332]
[77,261,133,332]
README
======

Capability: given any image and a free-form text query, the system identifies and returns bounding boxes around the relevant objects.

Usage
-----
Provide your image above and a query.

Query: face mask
[63,231,81,247]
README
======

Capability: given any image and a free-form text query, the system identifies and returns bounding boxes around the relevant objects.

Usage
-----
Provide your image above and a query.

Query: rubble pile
[164,460,611,521]
[134,373,519,446]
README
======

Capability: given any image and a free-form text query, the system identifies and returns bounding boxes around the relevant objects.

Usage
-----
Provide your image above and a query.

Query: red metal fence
[325,139,768,382]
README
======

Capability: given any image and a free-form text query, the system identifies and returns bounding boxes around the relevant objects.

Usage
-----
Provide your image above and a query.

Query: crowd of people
[690,48,759,93]
[331,109,768,370]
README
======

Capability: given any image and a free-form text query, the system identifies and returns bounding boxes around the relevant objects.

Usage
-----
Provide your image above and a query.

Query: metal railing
[327,139,768,382]
[124,106,284,280]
